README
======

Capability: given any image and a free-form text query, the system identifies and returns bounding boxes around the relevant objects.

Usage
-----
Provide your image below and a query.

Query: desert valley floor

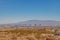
[0,27,60,40]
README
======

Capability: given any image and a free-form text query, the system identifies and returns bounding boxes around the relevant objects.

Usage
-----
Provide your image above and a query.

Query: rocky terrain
[0,27,60,40]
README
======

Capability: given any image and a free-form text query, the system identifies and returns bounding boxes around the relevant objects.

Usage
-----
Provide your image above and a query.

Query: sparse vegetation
[0,27,60,40]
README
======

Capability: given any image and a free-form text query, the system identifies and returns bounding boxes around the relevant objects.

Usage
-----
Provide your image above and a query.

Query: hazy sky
[0,0,60,24]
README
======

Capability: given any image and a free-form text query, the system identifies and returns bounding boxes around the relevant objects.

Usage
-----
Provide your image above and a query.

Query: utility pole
[39,24,41,26]
[34,24,37,26]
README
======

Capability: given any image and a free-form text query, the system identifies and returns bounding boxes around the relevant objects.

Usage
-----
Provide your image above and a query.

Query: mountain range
[0,20,60,27]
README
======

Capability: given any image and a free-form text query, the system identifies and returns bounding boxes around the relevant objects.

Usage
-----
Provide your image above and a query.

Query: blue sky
[0,0,60,24]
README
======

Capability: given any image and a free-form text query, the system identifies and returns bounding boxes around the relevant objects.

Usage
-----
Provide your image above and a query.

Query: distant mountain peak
[28,20,56,21]
[0,20,60,27]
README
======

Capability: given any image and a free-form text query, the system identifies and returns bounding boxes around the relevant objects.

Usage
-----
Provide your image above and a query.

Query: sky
[0,0,60,24]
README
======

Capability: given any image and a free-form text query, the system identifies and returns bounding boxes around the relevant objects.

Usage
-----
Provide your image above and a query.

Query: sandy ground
[0,27,60,40]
